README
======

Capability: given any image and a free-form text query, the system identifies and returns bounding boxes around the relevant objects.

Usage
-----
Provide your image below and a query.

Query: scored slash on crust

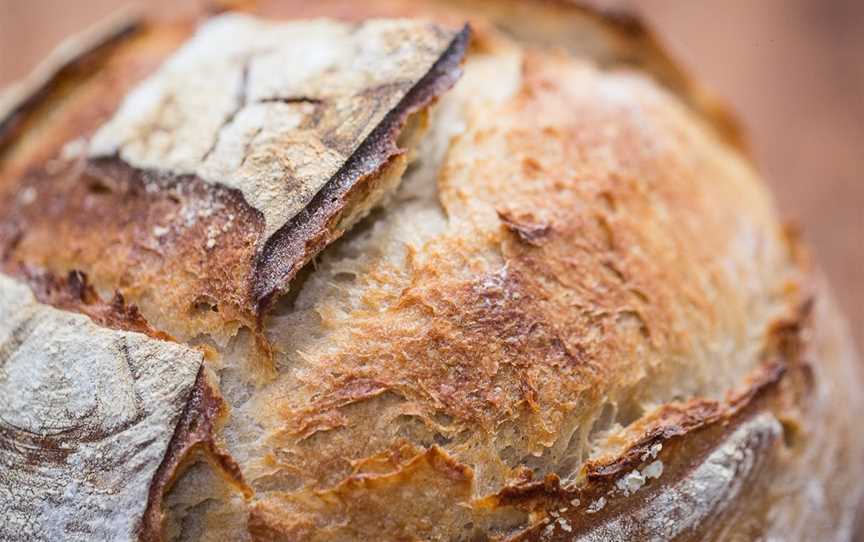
[251,23,472,312]
[81,14,472,316]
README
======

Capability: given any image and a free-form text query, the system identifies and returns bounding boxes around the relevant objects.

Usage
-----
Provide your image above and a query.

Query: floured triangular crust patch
[0,273,203,541]
[89,14,469,307]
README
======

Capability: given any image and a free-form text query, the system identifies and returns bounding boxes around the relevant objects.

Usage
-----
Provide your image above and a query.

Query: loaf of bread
[1,1,861,541]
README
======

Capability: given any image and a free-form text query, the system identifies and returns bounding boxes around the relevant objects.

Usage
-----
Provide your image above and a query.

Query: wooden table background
[1,0,861,353]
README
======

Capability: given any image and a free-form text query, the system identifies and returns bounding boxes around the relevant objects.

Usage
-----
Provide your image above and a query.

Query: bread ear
[85,16,470,313]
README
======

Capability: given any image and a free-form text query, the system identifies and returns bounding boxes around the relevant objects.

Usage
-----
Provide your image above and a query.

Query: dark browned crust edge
[490,298,815,541]
[0,14,140,155]
[486,361,783,506]
[2,263,173,341]
[505,412,778,540]
[586,361,786,483]
[251,24,472,313]
[139,368,252,542]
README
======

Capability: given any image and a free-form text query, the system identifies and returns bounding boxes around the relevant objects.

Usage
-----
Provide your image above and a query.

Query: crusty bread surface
[0,1,861,541]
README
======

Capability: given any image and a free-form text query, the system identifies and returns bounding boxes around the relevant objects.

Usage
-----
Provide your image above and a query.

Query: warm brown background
[1,0,861,351]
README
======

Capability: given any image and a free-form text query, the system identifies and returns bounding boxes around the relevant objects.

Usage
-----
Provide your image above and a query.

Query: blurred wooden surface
[1,0,861,351]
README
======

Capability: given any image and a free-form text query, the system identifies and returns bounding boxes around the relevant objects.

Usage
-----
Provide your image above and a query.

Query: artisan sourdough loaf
[1,1,861,541]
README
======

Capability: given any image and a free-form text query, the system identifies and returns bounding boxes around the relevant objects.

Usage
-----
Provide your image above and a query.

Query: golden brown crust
[229,38,831,541]
[0,15,470,351]
[1,154,265,343]
[247,445,476,540]
[496,307,803,540]
[1,2,861,541]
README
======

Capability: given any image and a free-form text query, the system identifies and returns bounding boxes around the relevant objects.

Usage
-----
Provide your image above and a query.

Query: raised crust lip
[500,387,786,541]
[573,411,783,541]
[0,12,472,328]
[140,368,251,542]
[251,23,471,312]
[496,298,813,541]
[488,357,786,497]
[0,266,249,542]
[0,6,140,152]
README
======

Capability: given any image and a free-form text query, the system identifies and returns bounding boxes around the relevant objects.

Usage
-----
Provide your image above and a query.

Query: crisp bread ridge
[0,14,471,348]
[575,413,783,541]
[509,412,785,542]
[85,14,470,311]
[140,367,251,542]
[252,23,470,310]
[0,266,248,542]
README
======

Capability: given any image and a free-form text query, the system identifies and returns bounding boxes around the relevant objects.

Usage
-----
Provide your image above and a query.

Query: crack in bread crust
[0,266,250,542]
[83,14,471,312]
[0,16,470,350]
[252,23,470,310]
[141,368,251,542]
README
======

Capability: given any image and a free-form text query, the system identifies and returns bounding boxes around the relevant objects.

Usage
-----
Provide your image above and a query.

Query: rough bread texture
[0,1,862,541]
[89,15,454,240]
[0,13,468,345]
[87,14,470,310]
[0,272,203,541]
